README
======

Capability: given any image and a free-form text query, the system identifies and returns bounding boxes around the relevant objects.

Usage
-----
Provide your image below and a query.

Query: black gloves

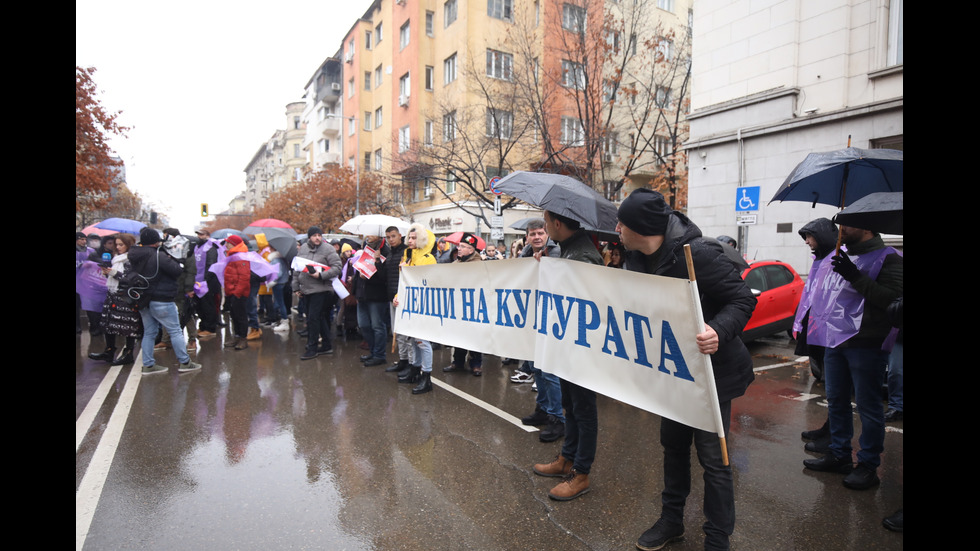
[831,251,861,282]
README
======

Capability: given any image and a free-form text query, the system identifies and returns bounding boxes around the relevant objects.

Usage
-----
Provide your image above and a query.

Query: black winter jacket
[624,212,757,403]
[127,245,184,303]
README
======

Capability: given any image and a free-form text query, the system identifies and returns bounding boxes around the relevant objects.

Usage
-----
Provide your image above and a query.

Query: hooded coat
[623,211,757,403]
[402,223,437,267]
[798,218,838,261]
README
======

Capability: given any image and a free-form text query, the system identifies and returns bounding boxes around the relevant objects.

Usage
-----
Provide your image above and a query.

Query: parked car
[740,260,804,342]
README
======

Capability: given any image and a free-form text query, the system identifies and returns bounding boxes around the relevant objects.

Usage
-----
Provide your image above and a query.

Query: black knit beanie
[617,188,671,236]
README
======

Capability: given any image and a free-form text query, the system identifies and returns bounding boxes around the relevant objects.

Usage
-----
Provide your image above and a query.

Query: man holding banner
[617,189,756,551]
[531,211,604,501]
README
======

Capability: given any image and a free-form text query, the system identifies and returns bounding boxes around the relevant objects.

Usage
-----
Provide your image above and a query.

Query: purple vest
[193,239,219,297]
[804,245,900,349]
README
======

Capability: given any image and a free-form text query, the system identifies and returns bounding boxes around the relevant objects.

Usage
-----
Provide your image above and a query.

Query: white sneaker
[273,319,291,333]
[531,382,537,391]
[510,371,534,384]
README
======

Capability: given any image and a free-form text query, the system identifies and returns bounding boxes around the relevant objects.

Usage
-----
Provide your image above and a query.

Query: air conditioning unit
[331,82,341,91]
[603,152,613,162]
[344,52,353,63]
[398,94,409,107]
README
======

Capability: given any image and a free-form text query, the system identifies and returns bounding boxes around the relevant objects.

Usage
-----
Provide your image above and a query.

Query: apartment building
[243,102,308,211]
[686,0,903,275]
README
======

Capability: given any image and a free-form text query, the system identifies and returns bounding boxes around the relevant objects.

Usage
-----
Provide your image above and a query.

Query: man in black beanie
[617,188,756,551]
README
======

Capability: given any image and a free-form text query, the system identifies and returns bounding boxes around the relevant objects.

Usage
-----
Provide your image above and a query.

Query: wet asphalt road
[76,322,903,551]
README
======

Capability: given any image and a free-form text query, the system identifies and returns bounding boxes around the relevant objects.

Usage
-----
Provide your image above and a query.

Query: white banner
[394,257,723,434]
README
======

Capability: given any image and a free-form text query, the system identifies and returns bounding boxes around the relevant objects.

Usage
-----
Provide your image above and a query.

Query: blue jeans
[140,301,189,367]
[357,300,389,360]
[560,379,597,474]
[824,346,889,467]
[661,401,733,551]
[887,341,903,411]
[527,362,564,422]
[271,285,287,320]
[411,338,433,373]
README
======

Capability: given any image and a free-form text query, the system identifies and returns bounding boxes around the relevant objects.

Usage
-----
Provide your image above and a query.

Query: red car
[739,260,804,342]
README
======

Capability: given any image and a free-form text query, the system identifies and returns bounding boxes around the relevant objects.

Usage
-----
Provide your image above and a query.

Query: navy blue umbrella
[769,147,903,209]
[833,191,903,235]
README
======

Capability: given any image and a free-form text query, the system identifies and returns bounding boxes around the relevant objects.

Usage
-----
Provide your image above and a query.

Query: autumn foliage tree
[255,165,395,233]
[76,66,129,214]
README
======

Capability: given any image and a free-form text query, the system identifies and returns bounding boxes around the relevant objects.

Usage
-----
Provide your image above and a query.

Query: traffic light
[201,203,209,217]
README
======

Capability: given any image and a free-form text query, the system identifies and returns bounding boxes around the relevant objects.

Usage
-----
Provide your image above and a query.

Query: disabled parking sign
[735,186,760,212]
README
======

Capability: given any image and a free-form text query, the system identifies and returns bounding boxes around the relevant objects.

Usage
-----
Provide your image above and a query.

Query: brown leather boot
[548,470,590,501]
[533,454,572,477]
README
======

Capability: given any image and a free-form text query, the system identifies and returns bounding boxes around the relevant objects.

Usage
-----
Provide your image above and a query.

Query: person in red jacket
[222,235,252,350]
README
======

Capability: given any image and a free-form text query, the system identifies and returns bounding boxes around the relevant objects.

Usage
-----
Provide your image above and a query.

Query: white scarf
[106,252,129,293]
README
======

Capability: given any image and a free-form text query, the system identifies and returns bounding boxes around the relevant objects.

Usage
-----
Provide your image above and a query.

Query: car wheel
[810,354,824,382]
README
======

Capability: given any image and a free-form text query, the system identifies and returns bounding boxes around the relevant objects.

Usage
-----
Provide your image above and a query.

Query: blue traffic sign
[735,186,760,212]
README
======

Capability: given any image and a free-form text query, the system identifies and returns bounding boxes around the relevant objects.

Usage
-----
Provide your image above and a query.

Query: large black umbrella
[833,191,903,235]
[769,147,903,209]
[493,171,618,236]
[509,216,545,231]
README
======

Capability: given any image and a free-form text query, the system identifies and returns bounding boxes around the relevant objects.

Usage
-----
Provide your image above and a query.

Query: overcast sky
[76,0,369,232]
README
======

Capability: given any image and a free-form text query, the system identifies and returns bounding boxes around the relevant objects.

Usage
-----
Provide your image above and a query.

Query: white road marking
[431,377,538,432]
[76,364,122,452]
[76,355,143,551]
[753,357,810,372]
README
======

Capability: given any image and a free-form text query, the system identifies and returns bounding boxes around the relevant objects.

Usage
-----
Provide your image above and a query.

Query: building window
[654,135,670,163]
[606,30,620,52]
[375,106,383,128]
[560,117,584,146]
[349,156,356,170]
[365,30,372,50]
[657,0,674,12]
[603,79,617,102]
[486,49,513,80]
[364,71,372,90]
[399,73,411,103]
[655,86,672,108]
[294,167,303,180]
[318,139,330,153]
[424,120,434,146]
[348,78,355,97]
[364,152,372,171]
[375,149,383,171]
[364,111,372,131]
[444,53,457,84]
[602,133,619,159]
[375,65,383,88]
[887,0,903,66]
[443,111,457,141]
[446,171,456,194]
[425,66,435,90]
[375,22,383,45]
[348,38,356,57]
[400,20,410,50]
[488,0,512,20]
[426,11,434,36]
[485,108,514,139]
[348,118,356,136]
[629,33,638,56]
[294,144,301,157]
[445,0,457,28]
[655,37,673,61]
[562,3,586,34]
[399,125,411,152]
[561,60,585,89]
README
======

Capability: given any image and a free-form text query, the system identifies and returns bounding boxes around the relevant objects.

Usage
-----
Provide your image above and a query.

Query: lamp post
[326,114,360,216]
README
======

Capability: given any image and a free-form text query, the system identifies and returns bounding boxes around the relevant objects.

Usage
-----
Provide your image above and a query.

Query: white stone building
[686,0,902,276]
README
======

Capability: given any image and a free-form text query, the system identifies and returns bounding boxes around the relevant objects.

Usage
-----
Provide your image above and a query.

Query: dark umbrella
[212,228,246,241]
[339,237,363,250]
[493,171,619,235]
[832,191,903,235]
[509,216,545,231]
[769,147,903,209]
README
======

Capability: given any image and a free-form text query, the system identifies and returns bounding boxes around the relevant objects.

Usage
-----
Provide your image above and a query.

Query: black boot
[399,364,422,384]
[88,347,116,362]
[387,359,409,373]
[111,348,134,365]
[412,372,432,394]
